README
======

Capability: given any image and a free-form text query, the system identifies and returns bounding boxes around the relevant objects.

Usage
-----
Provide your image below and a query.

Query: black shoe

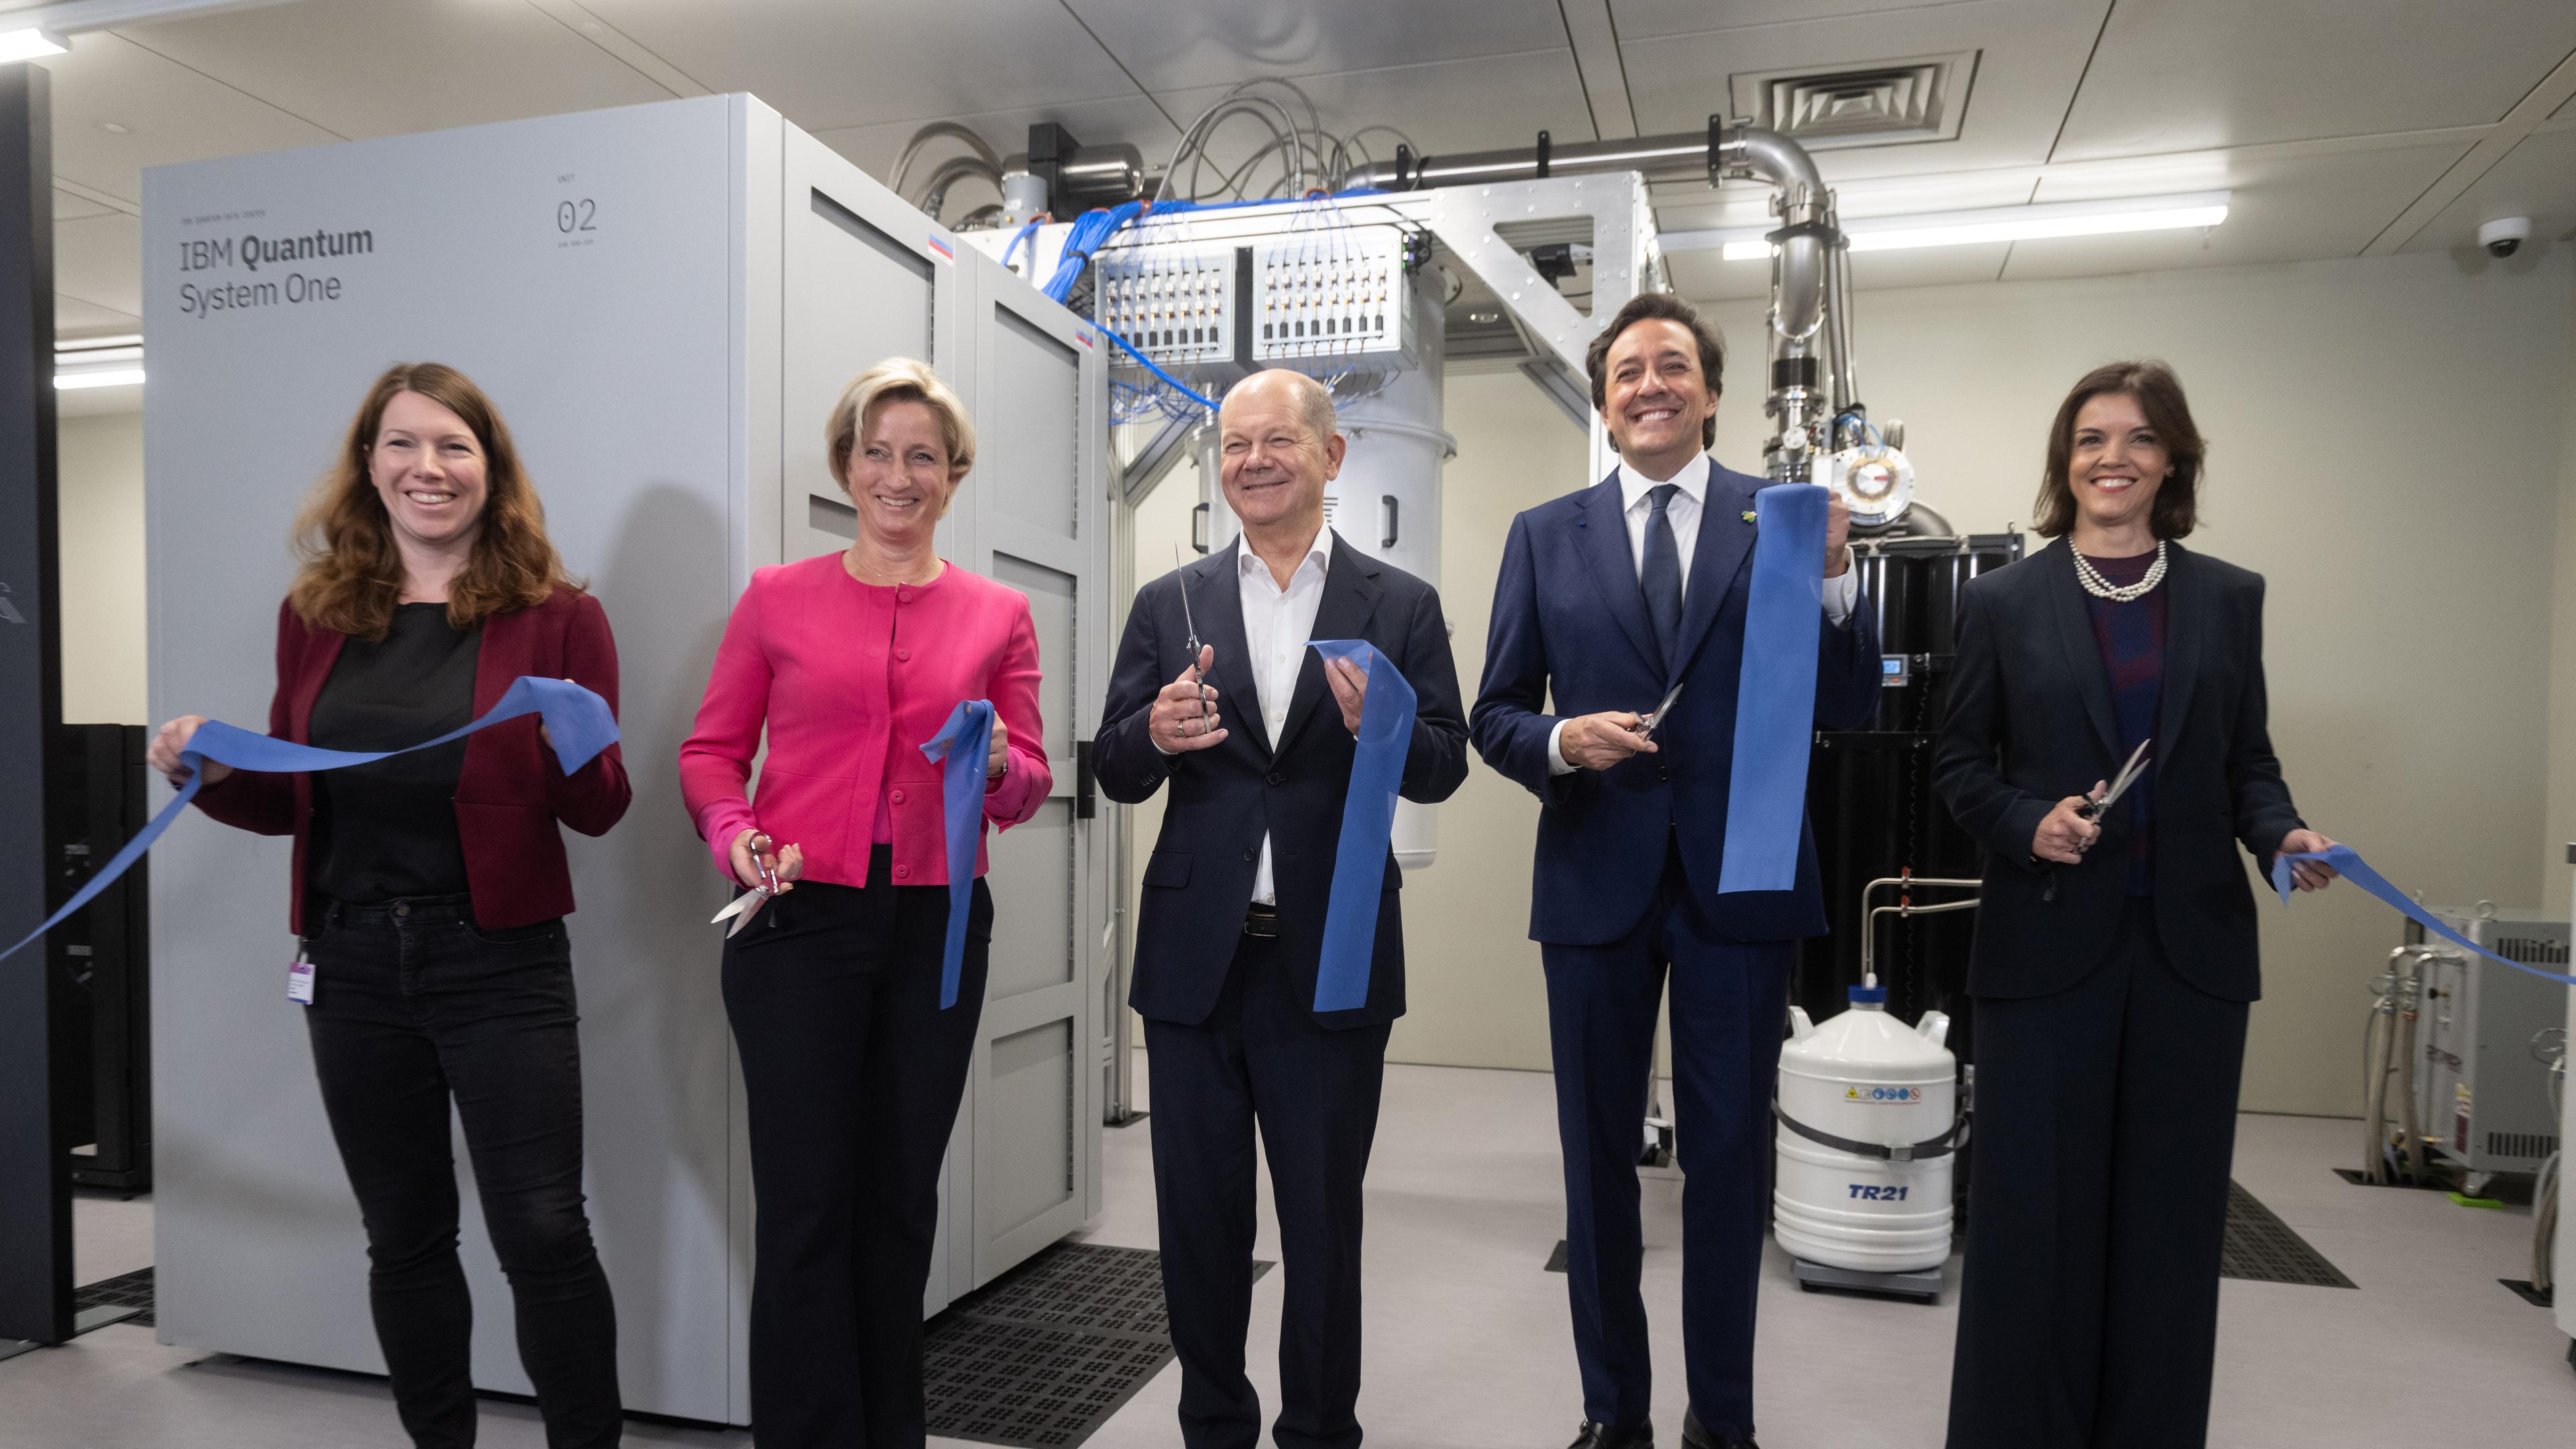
[1567,1419,1654,1449]
[1681,1408,1757,1449]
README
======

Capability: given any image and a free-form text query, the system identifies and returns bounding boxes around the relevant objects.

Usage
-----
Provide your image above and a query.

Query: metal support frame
[0,58,72,1355]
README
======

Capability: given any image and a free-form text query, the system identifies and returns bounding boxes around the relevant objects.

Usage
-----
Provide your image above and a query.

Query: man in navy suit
[1095,369,1470,1449]
[1471,294,1882,1449]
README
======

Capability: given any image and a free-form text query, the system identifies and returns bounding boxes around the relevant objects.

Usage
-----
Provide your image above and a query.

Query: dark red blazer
[194,589,631,932]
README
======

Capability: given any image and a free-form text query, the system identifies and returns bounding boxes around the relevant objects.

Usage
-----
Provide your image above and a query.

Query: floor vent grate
[925,1241,1269,1448]
[2220,1181,2355,1289]
[72,1266,156,1327]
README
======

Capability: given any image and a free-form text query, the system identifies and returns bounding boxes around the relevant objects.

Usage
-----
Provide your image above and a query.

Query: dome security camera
[2477,215,2531,259]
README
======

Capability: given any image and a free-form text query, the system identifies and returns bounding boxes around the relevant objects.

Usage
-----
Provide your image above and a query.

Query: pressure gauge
[1829,445,1917,529]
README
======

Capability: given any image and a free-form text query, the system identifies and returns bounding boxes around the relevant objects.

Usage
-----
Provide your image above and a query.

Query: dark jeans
[1947,900,2250,1449]
[721,847,993,1448]
[302,894,621,1449]
[1144,930,1391,1449]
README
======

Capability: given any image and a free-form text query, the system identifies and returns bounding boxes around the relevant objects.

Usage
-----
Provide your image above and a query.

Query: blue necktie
[1640,483,1684,676]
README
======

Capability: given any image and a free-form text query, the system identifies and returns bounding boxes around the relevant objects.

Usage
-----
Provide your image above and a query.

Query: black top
[1933,542,2303,1004]
[308,602,481,904]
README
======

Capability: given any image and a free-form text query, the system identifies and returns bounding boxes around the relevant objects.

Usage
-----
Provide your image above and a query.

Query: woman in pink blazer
[678,358,1049,1448]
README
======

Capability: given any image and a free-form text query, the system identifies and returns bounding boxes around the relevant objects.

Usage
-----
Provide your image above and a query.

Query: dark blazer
[193,590,631,933]
[1470,462,1883,946]
[1933,540,2304,1002]
[1095,533,1470,1030]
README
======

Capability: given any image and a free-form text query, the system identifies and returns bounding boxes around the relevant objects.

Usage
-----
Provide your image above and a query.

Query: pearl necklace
[2072,539,2167,603]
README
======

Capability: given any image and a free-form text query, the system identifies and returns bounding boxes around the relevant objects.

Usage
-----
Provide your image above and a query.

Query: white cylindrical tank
[1773,984,1960,1274]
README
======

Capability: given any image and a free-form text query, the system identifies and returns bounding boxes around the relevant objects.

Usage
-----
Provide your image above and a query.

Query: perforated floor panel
[2220,1181,2355,1288]
[72,1267,155,1327]
[924,1242,1269,1448]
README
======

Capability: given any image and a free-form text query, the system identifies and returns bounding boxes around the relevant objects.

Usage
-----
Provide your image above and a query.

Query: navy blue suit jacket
[1470,462,1882,947]
[1095,535,1470,1029]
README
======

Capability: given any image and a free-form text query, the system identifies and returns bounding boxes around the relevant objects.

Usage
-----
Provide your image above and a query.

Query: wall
[1126,246,2576,1117]
[57,410,147,724]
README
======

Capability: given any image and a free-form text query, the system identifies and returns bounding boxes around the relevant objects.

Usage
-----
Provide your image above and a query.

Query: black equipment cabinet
[46,724,152,1191]
[1797,531,2023,1067]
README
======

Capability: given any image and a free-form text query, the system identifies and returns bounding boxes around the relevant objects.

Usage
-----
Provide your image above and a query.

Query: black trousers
[1539,849,1792,1440]
[302,894,622,1449]
[721,849,993,1448]
[1947,900,2250,1449]
[1144,930,1391,1449]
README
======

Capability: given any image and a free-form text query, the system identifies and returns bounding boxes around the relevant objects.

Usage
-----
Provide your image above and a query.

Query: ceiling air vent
[1727,52,1977,152]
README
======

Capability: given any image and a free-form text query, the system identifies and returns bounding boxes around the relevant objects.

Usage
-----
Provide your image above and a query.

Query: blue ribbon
[1717,483,1827,895]
[1307,640,1417,1013]
[919,699,995,1010]
[2274,845,2576,986]
[0,676,619,965]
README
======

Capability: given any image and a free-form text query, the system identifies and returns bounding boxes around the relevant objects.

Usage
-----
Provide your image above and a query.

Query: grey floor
[3,1055,2567,1447]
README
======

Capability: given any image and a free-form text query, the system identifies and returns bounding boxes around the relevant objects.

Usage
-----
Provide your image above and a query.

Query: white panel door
[955,256,1110,1285]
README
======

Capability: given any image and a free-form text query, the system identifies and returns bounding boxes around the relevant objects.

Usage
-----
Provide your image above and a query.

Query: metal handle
[1075,740,1097,820]
[1381,495,1398,548]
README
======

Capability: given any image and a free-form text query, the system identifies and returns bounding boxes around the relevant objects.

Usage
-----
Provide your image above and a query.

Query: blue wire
[1001,219,1041,275]
[1089,322,1219,412]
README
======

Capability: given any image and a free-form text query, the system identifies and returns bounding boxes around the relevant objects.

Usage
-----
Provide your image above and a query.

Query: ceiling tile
[573,0,1145,133]
[1151,50,1595,199]
[118,0,680,142]
[1613,1,1976,39]
[1619,0,2108,182]
[816,93,1183,206]
[56,294,141,337]
[1065,0,1569,92]
[2003,140,2468,280]
[2053,0,2576,160]
[38,29,340,205]
[54,187,120,222]
[2397,127,2576,254]
[56,211,142,319]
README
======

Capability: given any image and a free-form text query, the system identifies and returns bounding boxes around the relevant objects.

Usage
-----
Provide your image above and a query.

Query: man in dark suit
[1471,294,1882,1449]
[1095,368,1470,1449]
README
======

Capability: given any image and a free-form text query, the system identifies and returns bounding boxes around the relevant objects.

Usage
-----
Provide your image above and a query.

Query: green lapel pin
[1740,509,1756,523]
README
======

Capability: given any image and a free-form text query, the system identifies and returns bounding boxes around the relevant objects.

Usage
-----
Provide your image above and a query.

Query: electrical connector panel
[1093,243,1239,369]
[1250,226,1415,368]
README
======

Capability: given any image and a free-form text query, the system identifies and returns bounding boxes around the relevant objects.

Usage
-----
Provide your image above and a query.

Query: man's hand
[2032,782,2105,865]
[2277,828,2341,892]
[1325,651,1370,736]
[1150,645,1229,752]
[1824,489,1851,578]
[1558,711,1657,771]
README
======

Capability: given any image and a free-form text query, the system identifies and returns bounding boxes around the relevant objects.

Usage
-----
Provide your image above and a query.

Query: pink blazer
[679,552,1050,889]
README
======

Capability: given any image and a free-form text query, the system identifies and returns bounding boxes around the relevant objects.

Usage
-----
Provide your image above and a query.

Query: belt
[1242,902,1279,938]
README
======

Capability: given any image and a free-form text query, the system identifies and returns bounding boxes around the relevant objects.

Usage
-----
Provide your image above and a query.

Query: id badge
[287,950,317,1006]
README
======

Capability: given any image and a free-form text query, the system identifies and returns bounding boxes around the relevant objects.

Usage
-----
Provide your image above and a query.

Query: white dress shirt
[1155,525,1334,904]
[1545,453,1860,773]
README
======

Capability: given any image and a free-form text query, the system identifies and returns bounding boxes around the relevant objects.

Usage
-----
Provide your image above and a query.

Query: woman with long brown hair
[148,362,631,1448]
[1933,360,2336,1448]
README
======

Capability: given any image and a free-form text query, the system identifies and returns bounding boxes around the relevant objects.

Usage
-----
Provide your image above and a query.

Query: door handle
[1075,739,1097,819]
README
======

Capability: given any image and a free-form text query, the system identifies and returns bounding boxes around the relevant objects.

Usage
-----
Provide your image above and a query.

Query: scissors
[1637,681,1685,741]
[708,831,784,936]
[2075,737,2153,824]
[1174,544,1215,737]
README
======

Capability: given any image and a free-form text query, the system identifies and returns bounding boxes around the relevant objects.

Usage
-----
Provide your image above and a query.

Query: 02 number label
[556,199,598,233]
